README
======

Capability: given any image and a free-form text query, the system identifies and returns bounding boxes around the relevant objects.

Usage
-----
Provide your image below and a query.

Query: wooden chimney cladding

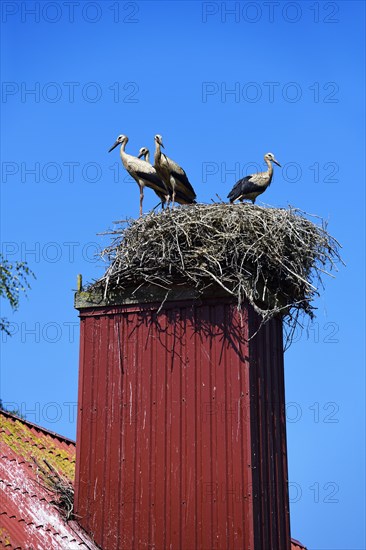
[74,292,290,550]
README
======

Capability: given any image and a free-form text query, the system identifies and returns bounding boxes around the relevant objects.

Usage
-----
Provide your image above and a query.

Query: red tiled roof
[0,410,99,549]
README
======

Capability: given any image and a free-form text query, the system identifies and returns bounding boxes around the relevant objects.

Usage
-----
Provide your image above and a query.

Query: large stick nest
[92,203,342,339]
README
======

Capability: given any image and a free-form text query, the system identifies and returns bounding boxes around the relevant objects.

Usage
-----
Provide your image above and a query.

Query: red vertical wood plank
[194,304,204,550]
[229,305,247,550]
[88,317,101,533]
[182,305,197,550]
[164,308,173,549]
[199,304,215,550]
[167,307,181,549]
[276,318,291,550]
[211,302,228,549]
[243,317,255,550]
[103,314,122,550]
[137,312,152,548]
[74,316,85,516]
[264,322,276,549]
[77,316,92,528]
[115,313,126,550]
[248,307,263,549]
[148,311,157,549]
[179,309,187,549]
[91,316,109,545]
[119,313,136,549]
[270,321,281,550]
[78,316,98,532]
[153,308,167,550]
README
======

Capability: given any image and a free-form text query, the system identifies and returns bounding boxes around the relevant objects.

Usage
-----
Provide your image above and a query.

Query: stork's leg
[169,178,176,208]
[139,185,144,217]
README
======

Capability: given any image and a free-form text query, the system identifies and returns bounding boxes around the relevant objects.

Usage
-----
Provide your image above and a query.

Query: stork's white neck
[145,151,150,163]
[119,140,128,167]
[264,157,273,176]
[154,141,162,165]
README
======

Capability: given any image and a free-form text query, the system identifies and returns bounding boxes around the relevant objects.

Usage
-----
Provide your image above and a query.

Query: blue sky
[1,1,365,548]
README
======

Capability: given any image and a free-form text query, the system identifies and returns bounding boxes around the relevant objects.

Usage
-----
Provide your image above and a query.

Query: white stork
[138,147,195,207]
[154,134,196,205]
[108,135,169,217]
[137,147,170,208]
[227,152,281,204]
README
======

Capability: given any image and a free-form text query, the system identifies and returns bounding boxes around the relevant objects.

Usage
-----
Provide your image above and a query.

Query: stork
[137,146,169,208]
[227,152,281,204]
[138,147,195,207]
[154,134,196,205]
[108,135,169,217]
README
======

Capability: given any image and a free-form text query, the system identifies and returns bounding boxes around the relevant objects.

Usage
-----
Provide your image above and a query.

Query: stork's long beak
[137,152,143,159]
[273,158,281,167]
[160,141,165,148]
[108,140,119,153]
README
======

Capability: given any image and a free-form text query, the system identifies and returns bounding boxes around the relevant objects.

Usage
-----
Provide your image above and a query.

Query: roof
[291,538,307,550]
[0,409,306,550]
[0,410,99,549]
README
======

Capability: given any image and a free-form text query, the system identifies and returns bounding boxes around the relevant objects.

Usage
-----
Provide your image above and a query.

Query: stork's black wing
[174,188,196,205]
[136,170,168,194]
[171,169,196,199]
[227,175,261,202]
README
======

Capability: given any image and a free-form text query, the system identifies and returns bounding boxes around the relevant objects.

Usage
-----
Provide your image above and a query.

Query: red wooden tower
[74,286,291,550]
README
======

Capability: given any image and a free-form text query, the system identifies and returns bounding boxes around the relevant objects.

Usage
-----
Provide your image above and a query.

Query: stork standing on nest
[227,152,281,204]
[154,134,196,205]
[137,146,170,208]
[109,135,169,217]
[138,147,195,208]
